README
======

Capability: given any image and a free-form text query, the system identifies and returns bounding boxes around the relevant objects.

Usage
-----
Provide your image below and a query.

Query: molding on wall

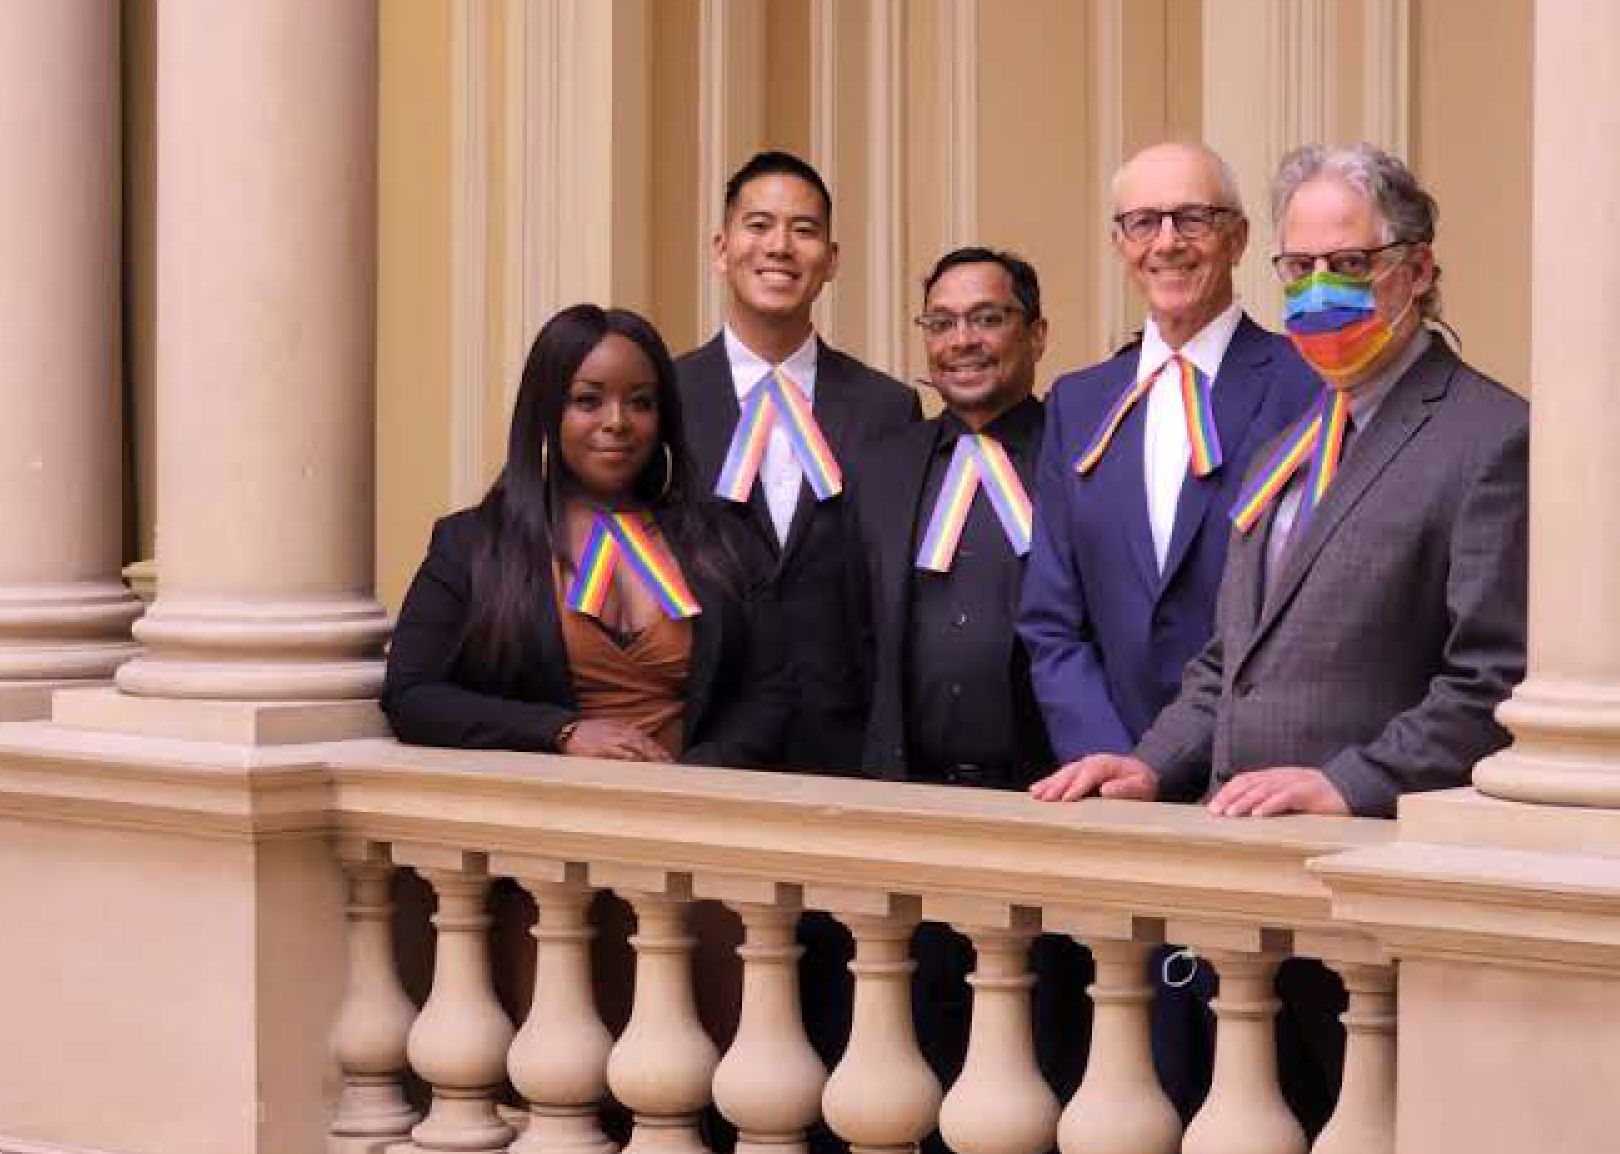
[939,0,979,252]
[1362,0,1411,156]
[1088,0,1127,357]
[1204,0,1334,331]
[809,0,838,338]
[501,0,548,415]
[697,0,765,338]
[449,0,491,504]
[864,0,905,378]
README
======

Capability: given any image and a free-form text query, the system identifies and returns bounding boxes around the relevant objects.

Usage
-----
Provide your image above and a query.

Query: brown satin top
[556,594,693,759]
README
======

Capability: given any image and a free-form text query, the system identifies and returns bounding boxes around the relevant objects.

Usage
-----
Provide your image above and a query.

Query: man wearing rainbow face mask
[1033,142,1528,821]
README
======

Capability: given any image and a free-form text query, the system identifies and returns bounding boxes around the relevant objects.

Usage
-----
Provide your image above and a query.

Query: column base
[1395,786,1620,858]
[1473,676,1620,808]
[118,593,391,700]
[0,679,109,721]
[0,581,144,679]
[53,686,388,745]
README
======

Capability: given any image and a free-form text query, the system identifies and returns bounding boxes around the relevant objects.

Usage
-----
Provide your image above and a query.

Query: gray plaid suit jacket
[1133,335,1528,817]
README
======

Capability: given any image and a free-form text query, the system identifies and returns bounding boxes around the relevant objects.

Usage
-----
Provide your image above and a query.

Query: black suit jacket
[676,334,920,772]
[381,506,793,769]
[849,409,1055,783]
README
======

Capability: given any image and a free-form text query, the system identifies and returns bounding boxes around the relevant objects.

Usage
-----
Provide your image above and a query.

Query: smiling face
[713,172,839,337]
[557,333,662,506]
[922,261,1047,426]
[1113,144,1248,348]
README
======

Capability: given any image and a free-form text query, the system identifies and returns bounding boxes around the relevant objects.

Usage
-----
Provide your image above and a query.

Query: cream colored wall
[377,0,454,610]
[1411,0,1532,394]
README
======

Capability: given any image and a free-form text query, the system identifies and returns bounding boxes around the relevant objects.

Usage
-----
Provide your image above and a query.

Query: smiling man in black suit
[676,150,919,776]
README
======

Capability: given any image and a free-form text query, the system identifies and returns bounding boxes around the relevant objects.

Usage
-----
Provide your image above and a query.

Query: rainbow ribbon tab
[565,512,701,620]
[715,368,843,503]
[1230,388,1351,534]
[1074,354,1221,478]
[915,434,1033,572]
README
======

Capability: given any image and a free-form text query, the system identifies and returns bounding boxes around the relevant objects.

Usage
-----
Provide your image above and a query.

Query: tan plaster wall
[1398,958,1620,1153]
[0,818,257,1154]
[1410,0,1532,394]
[376,0,454,610]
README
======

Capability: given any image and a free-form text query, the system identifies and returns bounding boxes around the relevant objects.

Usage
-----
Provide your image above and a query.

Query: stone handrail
[320,740,1398,1154]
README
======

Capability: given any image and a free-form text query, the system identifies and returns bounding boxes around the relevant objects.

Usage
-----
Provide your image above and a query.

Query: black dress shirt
[903,397,1046,779]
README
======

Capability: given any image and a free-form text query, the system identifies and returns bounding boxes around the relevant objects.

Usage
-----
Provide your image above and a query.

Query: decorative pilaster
[0,0,141,713]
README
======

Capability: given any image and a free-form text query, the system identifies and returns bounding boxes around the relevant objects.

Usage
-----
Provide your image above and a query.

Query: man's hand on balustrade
[1207,766,1349,817]
[559,720,671,762]
[1029,754,1161,802]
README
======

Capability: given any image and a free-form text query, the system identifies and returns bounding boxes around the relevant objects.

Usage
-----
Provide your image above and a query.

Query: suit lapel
[1094,358,1161,593]
[1236,345,1452,671]
[1156,317,1270,596]
[879,423,938,650]
[690,336,782,555]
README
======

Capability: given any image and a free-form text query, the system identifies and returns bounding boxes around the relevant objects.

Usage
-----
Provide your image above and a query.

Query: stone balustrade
[322,740,1400,1154]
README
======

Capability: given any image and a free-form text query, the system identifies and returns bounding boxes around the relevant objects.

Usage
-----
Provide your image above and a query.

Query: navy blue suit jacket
[1017,314,1318,771]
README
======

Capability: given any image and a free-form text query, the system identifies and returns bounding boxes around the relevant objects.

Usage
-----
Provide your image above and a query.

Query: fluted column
[1058,938,1180,1154]
[0,0,141,710]
[505,864,617,1154]
[329,842,420,1152]
[404,853,517,1154]
[1183,948,1305,1154]
[820,899,942,1154]
[601,871,719,1154]
[710,889,828,1154]
[1310,963,1395,1154]
[936,914,1059,1154]
[1473,0,1620,808]
[114,0,388,701]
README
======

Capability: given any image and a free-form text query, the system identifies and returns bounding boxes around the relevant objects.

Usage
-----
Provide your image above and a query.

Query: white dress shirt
[724,326,819,544]
[1137,300,1244,571]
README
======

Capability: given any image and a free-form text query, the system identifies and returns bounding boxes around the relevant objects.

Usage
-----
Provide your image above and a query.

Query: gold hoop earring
[541,438,549,482]
[659,442,674,500]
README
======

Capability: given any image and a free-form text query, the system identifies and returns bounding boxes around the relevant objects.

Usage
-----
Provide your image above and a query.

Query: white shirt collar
[1137,298,1244,386]
[723,326,819,399]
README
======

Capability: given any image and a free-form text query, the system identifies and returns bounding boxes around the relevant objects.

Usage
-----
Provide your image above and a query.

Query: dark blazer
[381,506,793,769]
[1134,337,1529,817]
[1018,314,1319,760]
[849,410,1054,783]
[676,333,920,773]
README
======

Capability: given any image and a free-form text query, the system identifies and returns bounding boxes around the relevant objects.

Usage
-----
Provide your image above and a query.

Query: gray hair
[1110,142,1246,215]
[1270,143,1442,319]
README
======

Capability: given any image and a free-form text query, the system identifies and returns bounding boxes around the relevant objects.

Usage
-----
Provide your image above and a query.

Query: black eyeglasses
[1271,241,1413,283]
[913,303,1026,337]
[1112,205,1241,244]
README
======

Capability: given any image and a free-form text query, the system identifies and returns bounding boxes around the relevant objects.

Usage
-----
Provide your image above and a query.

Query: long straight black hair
[455,304,741,685]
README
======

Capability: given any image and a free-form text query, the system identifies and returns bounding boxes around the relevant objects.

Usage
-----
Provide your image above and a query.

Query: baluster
[815,891,941,1154]
[1054,921,1180,1154]
[597,867,718,1154]
[1182,943,1305,1154]
[1311,962,1395,1154]
[329,840,420,1154]
[934,905,1060,1154]
[398,847,517,1154]
[700,878,827,1154]
[496,857,617,1154]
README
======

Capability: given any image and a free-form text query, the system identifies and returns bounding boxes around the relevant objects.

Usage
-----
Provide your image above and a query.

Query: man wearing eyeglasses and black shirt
[847,248,1081,1140]
[1016,142,1317,1122]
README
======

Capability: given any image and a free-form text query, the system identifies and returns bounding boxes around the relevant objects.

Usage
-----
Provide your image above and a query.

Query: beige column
[1310,962,1394,1154]
[112,0,389,702]
[1473,0,1620,808]
[0,0,141,718]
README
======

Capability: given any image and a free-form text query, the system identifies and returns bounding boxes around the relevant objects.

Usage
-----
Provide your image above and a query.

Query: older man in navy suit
[1017,141,1317,1122]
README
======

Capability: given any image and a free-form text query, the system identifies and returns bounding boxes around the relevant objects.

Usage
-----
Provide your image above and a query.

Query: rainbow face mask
[1283,270,1407,383]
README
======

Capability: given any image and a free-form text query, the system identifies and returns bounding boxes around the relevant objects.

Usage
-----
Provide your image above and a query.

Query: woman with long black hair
[383,303,791,767]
